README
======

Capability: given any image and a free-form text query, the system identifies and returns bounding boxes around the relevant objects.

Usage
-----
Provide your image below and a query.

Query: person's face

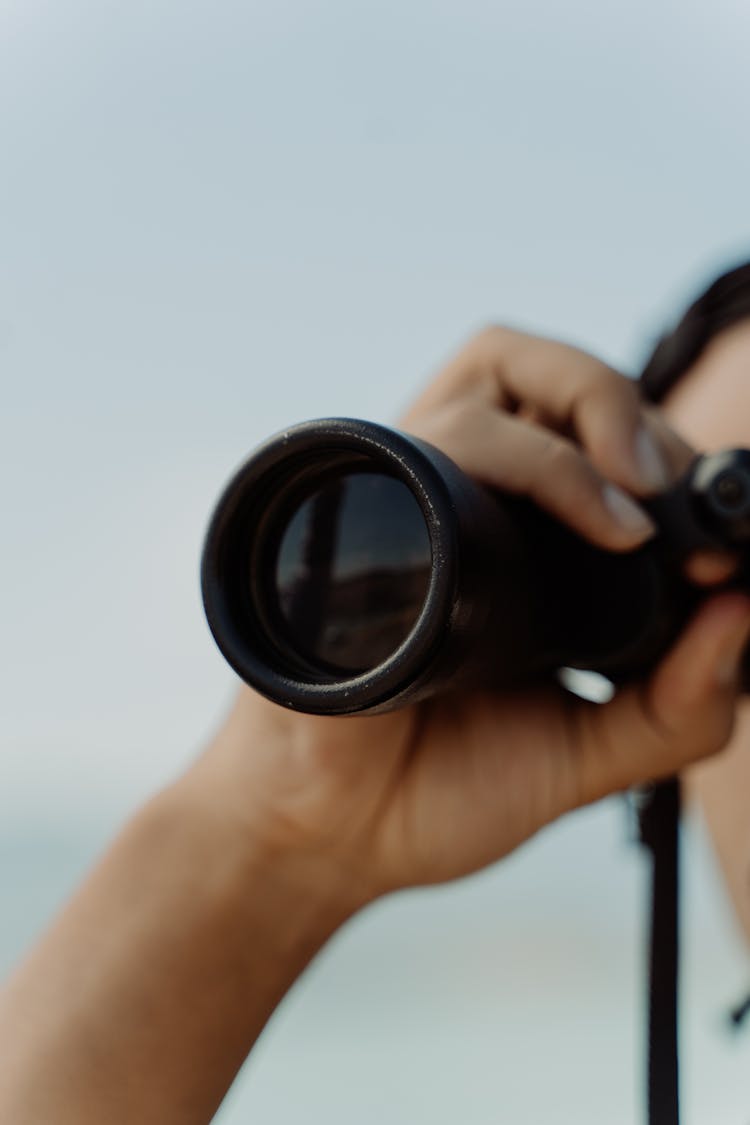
[662,317,750,945]
[662,319,750,451]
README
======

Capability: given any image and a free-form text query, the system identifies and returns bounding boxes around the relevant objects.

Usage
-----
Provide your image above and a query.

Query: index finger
[405,326,695,496]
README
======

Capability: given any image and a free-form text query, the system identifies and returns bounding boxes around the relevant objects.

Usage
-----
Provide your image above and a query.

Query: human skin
[2,327,750,1125]
[662,319,750,943]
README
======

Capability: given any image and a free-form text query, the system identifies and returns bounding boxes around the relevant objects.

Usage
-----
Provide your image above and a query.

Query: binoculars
[201,418,750,715]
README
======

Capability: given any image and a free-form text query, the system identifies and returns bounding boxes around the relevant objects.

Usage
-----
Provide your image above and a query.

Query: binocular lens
[272,472,432,674]
[203,418,496,712]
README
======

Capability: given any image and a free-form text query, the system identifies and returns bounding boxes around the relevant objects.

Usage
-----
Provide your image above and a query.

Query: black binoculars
[201,418,750,715]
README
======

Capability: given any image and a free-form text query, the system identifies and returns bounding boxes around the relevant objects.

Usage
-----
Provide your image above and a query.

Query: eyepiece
[691,450,750,544]
[711,472,749,513]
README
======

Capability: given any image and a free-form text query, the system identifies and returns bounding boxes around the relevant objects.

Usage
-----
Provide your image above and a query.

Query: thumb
[574,592,750,805]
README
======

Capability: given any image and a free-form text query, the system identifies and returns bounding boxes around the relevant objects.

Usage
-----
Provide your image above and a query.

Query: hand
[196,327,750,911]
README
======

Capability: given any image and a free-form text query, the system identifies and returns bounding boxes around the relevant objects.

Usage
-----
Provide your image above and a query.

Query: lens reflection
[275,473,431,673]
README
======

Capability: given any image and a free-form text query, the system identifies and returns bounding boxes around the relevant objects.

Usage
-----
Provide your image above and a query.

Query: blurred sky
[2,2,750,1121]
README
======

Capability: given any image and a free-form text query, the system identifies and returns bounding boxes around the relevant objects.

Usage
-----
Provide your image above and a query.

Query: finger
[407,399,656,550]
[684,550,738,586]
[639,406,696,482]
[404,327,687,496]
[573,592,750,806]
[480,332,694,496]
[403,328,630,424]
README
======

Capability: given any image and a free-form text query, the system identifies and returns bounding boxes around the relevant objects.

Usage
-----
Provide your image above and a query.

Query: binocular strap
[637,776,681,1125]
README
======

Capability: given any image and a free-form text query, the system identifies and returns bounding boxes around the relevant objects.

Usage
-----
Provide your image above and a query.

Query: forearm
[0,745,359,1125]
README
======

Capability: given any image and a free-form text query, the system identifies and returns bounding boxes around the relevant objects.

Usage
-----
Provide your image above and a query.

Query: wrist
[175,702,376,940]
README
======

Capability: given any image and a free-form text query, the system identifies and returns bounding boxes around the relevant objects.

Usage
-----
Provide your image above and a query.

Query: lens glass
[274,472,432,673]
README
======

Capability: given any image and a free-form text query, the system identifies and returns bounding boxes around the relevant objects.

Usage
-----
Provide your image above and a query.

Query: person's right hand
[196,326,750,912]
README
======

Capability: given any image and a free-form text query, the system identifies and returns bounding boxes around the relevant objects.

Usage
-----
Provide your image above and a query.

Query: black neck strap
[637,777,681,1125]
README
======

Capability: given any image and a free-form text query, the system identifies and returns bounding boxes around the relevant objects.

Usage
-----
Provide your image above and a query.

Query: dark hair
[640,261,750,404]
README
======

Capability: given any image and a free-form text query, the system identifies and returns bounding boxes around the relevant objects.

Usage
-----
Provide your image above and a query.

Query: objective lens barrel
[201,418,695,714]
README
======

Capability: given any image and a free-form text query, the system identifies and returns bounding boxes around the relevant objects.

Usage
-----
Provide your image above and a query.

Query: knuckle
[577,364,632,406]
[536,433,581,478]
[405,396,481,450]
[437,395,484,434]
[531,436,594,511]
[472,323,511,351]
[462,324,518,374]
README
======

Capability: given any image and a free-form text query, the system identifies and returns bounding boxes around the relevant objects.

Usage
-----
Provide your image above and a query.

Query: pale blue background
[2,2,750,1121]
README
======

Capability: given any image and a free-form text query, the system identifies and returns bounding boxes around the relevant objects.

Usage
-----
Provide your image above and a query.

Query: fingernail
[634,426,671,492]
[602,484,657,539]
[715,614,750,686]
